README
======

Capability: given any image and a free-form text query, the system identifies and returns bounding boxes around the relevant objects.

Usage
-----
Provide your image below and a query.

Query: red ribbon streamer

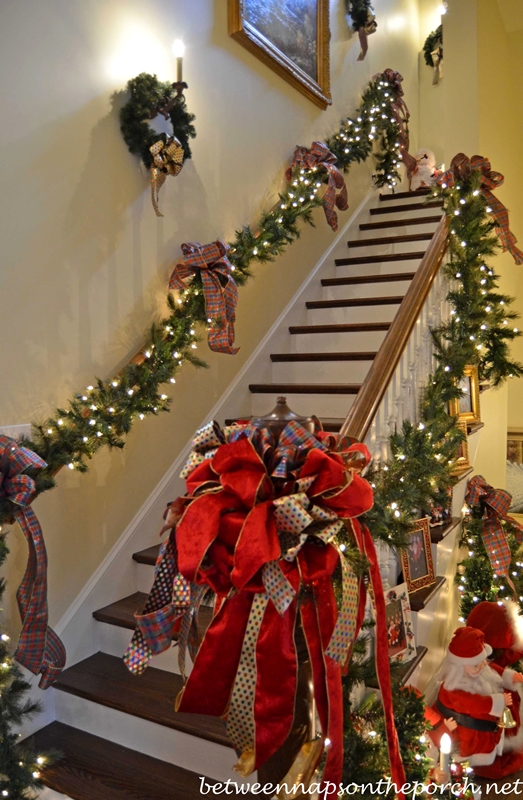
[435,154,523,265]
[373,69,410,153]
[169,240,239,354]
[286,141,348,232]
[0,436,66,688]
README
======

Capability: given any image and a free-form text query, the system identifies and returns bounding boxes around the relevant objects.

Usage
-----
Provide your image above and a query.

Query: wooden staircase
[30,188,463,798]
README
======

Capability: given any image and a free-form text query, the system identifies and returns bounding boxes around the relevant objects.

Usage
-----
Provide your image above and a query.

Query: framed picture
[449,365,481,425]
[383,583,416,664]
[507,430,523,464]
[401,518,436,593]
[228,0,331,109]
[450,420,471,476]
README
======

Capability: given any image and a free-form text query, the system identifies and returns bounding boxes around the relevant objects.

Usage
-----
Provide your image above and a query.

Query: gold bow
[149,137,184,217]
[430,41,443,85]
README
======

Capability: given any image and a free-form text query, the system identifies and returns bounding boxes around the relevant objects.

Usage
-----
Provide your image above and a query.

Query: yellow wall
[0,0,422,630]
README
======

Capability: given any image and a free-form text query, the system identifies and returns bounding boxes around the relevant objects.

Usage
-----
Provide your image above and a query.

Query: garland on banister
[0,68,409,526]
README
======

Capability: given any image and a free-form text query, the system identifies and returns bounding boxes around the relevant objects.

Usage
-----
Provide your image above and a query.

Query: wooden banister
[338,216,449,442]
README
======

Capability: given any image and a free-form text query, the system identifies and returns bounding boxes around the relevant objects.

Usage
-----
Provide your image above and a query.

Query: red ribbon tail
[361,522,407,797]
[357,28,368,61]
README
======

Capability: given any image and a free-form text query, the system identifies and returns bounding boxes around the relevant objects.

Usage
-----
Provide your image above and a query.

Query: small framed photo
[449,365,481,425]
[507,430,523,464]
[450,420,471,476]
[383,583,416,664]
[401,518,436,593]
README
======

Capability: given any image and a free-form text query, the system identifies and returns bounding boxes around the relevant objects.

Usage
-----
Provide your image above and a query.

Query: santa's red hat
[447,626,492,666]
[467,600,523,650]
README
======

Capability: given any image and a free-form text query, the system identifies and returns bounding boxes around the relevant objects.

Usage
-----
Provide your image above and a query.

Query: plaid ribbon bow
[0,436,66,688]
[435,154,523,264]
[169,241,239,354]
[465,475,523,587]
[357,10,377,61]
[149,137,185,217]
[373,69,410,153]
[285,141,348,232]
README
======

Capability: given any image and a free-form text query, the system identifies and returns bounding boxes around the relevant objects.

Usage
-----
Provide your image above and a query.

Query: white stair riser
[272,359,372,384]
[355,221,441,238]
[54,692,255,785]
[377,192,438,206]
[95,621,189,676]
[39,788,72,800]
[251,392,356,418]
[345,239,431,257]
[322,279,412,301]
[291,330,388,352]
[367,206,442,222]
[307,303,399,325]
[137,561,155,594]
[335,259,423,279]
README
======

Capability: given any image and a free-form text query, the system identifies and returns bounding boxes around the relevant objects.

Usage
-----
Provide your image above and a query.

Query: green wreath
[120,72,196,170]
[423,25,442,67]
[345,0,375,30]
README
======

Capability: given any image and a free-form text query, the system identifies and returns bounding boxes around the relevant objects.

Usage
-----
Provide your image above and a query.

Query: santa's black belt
[436,699,498,732]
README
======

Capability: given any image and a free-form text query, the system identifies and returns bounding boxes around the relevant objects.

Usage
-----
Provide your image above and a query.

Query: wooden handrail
[338,215,449,442]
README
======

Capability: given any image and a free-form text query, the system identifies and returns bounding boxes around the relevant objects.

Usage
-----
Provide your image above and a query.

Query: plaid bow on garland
[169,240,239,354]
[0,436,66,688]
[373,69,410,152]
[435,153,523,265]
[465,474,523,590]
[286,141,348,232]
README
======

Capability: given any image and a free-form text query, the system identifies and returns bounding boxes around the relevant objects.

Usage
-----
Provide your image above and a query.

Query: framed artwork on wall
[401,517,436,593]
[228,0,332,109]
[448,365,481,425]
[383,583,416,664]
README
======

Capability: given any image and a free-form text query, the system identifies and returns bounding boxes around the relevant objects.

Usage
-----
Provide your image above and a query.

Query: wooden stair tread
[29,721,218,800]
[368,646,427,689]
[93,591,213,635]
[133,546,161,566]
[321,272,415,286]
[306,296,403,309]
[347,232,434,247]
[370,201,443,216]
[249,383,361,394]
[270,352,377,362]
[409,575,446,612]
[53,652,232,748]
[430,516,461,545]
[289,322,391,334]
[335,251,426,266]
[379,189,432,200]
[468,421,485,435]
[360,215,442,231]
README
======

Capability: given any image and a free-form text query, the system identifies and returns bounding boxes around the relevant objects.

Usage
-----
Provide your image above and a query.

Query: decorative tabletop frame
[401,517,436,593]
[228,0,331,109]
[448,365,481,425]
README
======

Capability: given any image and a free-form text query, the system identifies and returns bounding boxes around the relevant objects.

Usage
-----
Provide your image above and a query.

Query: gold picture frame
[450,419,471,476]
[449,365,481,425]
[400,518,436,593]
[228,0,331,110]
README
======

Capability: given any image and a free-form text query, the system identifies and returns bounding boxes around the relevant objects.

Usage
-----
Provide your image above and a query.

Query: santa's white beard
[440,660,503,694]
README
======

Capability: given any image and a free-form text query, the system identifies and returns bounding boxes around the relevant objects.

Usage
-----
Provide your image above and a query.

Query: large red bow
[286,142,348,232]
[436,154,523,265]
[169,240,239,354]
[0,436,66,688]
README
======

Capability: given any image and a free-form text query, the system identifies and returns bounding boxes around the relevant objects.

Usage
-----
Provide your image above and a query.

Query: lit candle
[172,39,185,82]
[440,732,451,773]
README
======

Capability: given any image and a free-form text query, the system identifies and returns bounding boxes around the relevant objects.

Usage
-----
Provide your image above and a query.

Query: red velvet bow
[169,240,239,354]
[436,154,523,265]
[286,141,348,232]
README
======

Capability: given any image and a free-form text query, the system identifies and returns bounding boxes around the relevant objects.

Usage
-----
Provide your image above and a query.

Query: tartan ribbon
[465,475,523,586]
[356,11,377,62]
[126,419,375,782]
[430,42,443,85]
[435,154,523,264]
[0,436,66,688]
[285,141,348,232]
[169,240,239,354]
[373,69,410,153]
[149,137,184,217]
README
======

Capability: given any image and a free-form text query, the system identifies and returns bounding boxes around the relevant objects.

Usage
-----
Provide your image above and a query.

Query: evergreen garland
[119,73,196,168]
[423,26,443,68]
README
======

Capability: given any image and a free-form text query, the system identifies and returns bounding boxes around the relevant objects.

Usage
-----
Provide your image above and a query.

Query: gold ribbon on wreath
[149,137,184,217]
[430,40,443,85]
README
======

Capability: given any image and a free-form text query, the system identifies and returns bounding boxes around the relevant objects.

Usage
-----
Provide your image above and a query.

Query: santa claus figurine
[436,626,523,779]
[467,600,523,669]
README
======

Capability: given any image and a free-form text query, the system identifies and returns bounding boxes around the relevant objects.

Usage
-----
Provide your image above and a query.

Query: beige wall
[0,0,422,630]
